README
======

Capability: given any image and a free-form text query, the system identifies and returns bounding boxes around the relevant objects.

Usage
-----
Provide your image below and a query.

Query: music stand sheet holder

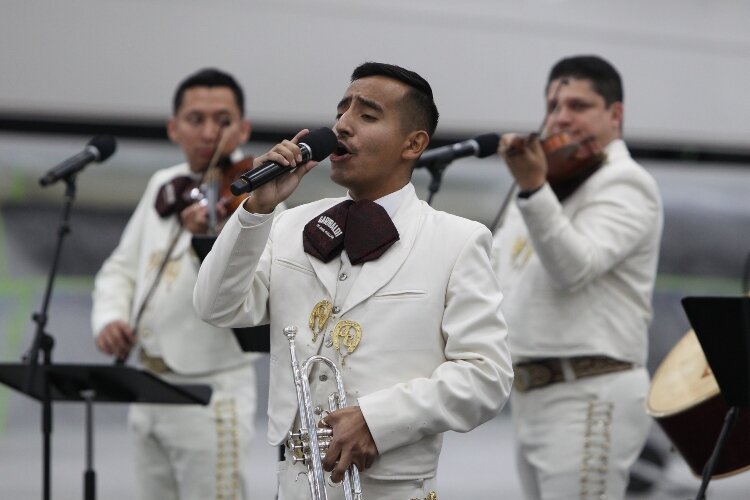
[0,363,211,500]
[681,296,750,499]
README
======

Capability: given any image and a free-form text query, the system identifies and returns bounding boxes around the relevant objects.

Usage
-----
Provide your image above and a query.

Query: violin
[542,132,605,183]
[506,132,605,184]
[186,156,252,235]
[208,156,253,211]
[491,133,606,232]
[189,129,255,234]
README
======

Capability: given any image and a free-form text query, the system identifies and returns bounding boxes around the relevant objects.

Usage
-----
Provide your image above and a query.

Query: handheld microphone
[38,135,117,187]
[230,127,338,195]
[416,133,500,169]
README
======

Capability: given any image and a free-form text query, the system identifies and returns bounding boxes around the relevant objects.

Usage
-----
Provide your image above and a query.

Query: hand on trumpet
[320,406,379,483]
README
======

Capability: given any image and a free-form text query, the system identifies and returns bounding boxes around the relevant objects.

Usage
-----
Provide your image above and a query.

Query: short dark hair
[172,68,245,115]
[547,55,623,107]
[351,62,439,137]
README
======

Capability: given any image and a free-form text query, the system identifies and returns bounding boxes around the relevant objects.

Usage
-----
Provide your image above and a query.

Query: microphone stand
[21,173,79,500]
[703,257,750,500]
[423,159,451,206]
[694,406,741,500]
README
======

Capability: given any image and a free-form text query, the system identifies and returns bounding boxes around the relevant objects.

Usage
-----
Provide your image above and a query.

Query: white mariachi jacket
[194,184,513,479]
[491,139,663,366]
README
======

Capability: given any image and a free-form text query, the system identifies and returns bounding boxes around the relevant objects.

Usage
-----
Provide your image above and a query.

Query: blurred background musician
[91,68,261,500]
[491,55,664,500]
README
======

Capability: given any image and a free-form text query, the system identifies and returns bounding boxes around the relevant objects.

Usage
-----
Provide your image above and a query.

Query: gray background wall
[1,1,750,498]
[1,0,749,149]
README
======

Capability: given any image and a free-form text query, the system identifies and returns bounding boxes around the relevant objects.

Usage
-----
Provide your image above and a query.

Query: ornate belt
[138,348,172,374]
[513,356,633,393]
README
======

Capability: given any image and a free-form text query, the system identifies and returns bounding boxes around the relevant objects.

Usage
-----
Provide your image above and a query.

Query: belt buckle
[514,362,553,392]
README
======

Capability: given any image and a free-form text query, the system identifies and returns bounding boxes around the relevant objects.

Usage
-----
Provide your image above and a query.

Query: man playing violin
[92,68,260,500]
[492,55,664,499]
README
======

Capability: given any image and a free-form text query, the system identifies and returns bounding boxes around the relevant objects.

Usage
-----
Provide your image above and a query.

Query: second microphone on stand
[38,135,117,187]
[416,133,500,169]
[231,127,338,195]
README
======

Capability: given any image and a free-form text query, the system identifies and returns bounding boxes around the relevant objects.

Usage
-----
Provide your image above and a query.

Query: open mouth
[330,141,353,162]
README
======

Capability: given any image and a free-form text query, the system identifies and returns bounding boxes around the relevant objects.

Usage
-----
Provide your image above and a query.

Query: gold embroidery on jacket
[309,300,333,342]
[511,236,533,268]
[331,319,362,365]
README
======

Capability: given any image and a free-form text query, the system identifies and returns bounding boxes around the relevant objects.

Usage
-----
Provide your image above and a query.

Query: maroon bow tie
[303,200,400,265]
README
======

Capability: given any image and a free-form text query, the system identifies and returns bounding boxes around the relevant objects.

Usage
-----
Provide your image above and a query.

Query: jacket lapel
[306,254,340,300]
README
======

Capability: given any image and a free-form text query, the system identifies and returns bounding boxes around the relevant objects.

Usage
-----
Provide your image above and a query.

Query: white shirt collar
[346,182,414,219]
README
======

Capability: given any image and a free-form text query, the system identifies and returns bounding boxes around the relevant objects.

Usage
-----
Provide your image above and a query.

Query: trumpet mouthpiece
[283,326,298,338]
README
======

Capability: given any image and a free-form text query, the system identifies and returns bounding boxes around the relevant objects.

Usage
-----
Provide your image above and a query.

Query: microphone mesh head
[88,135,117,161]
[474,133,501,158]
[302,128,337,161]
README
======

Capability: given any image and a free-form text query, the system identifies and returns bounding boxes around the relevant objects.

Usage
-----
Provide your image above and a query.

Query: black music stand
[0,363,211,500]
[681,296,750,500]
[192,235,271,353]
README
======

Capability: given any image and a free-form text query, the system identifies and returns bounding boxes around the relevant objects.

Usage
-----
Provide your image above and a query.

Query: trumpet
[283,326,363,500]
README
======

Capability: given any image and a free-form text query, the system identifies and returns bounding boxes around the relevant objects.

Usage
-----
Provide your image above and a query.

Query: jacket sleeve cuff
[516,182,562,234]
[357,389,409,455]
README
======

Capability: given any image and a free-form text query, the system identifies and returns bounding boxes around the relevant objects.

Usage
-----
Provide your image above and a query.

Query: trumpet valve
[286,432,307,462]
[316,427,333,438]
[317,436,332,451]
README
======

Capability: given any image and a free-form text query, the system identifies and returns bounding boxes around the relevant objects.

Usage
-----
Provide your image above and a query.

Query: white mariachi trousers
[128,363,257,500]
[511,367,651,500]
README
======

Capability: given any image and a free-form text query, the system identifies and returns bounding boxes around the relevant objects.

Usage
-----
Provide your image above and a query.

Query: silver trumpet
[283,326,363,500]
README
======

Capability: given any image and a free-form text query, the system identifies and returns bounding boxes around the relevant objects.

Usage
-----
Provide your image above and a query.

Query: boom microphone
[230,127,338,195]
[416,133,500,168]
[38,135,117,187]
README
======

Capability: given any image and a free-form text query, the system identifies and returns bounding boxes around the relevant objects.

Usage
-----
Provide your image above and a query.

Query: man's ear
[610,101,624,133]
[402,130,430,162]
[240,118,252,143]
[166,117,178,144]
